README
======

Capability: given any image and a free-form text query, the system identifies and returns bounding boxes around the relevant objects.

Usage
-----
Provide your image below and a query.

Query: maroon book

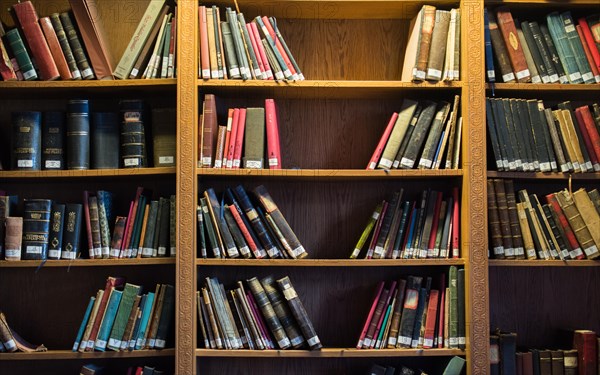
[573,330,598,375]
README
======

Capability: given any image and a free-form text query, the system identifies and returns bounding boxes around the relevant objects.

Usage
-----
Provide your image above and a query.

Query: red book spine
[578,18,600,72]
[573,331,598,375]
[437,276,446,348]
[265,99,282,169]
[119,201,134,258]
[226,108,240,169]
[198,6,210,79]
[261,16,296,77]
[247,23,266,77]
[356,281,385,349]
[228,205,264,259]
[422,289,440,348]
[122,187,144,257]
[495,7,530,82]
[427,192,444,252]
[250,22,272,79]
[0,39,17,81]
[369,281,397,349]
[367,113,399,170]
[545,193,584,259]
[39,17,72,80]
[366,201,388,259]
[85,277,125,351]
[576,25,600,81]
[82,191,94,258]
[233,108,247,169]
[12,1,60,80]
[576,106,600,163]
[221,109,234,168]
[451,187,460,258]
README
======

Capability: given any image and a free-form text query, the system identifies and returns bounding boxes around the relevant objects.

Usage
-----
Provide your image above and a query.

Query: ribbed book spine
[247,277,291,349]
[120,100,147,168]
[22,199,52,260]
[260,276,305,348]
[92,112,119,169]
[11,111,42,170]
[59,12,94,79]
[67,100,90,170]
[50,13,81,79]
[5,29,37,80]
[42,111,65,170]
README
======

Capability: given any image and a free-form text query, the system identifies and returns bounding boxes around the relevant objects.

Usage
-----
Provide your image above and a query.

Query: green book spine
[560,12,595,83]
[108,284,141,351]
[448,266,458,348]
[5,29,37,80]
[547,12,583,84]
[94,289,123,351]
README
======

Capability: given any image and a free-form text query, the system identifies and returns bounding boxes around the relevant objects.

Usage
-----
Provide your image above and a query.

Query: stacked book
[484,8,600,84]
[401,6,461,83]
[491,330,599,375]
[367,357,466,375]
[366,97,462,171]
[356,268,465,351]
[197,275,321,350]
[486,99,600,173]
[198,5,303,81]
[487,179,600,261]
[351,188,460,260]
[8,100,176,171]
[0,310,47,352]
[72,277,174,352]
[199,94,282,169]
[198,185,307,260]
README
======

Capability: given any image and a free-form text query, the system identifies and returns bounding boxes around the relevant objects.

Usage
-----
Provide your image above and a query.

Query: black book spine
[223,208,251,258]
[516,99,538,171]
[526,100,551,172]
[397,276,423,347]
[542,204,570,259]
[501,99,524,171]
[260,275,305,348]
[520,21,549,82]
[42,111,65,170]
[399,102,437,169]
[490,99,514,170]
[120,100,147,168]
[22,199,52,260]
[540,24,568,83]
[67,100,90,170]
[486,99,505,170]
[536,101,558,172]
[410,286,427,348]
[418,101,451,169]
[48,203,66,260]
[62,203,82,260]
[197,205,207,258]
[11,111,42,170]
[154,284,174,349]
[528,21,559,83]
[393,105,422,169]
[373,192,401,259]
[157,197,171,257]
[92,112,119,169]
[508,99,529,170]
[225,188,267,258]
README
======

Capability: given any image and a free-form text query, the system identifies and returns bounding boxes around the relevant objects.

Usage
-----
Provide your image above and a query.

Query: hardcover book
[11,111,42,170]
[91,112,119,169]
[67,100,90,170]
[22,199,52,260]
[42,112,65,170]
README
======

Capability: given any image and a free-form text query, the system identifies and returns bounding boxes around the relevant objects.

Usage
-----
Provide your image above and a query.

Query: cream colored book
[572,189,600,251]
[442,9,457,81]
[560,109,588,172]
[206,8,219,79]
[401,7,425,81]
[554,110,581,173]
[142,13,169,79]
[377,100,418,169]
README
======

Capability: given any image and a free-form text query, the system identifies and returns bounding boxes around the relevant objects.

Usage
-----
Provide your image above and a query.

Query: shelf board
[487,171,600,180]
[490,260,600,267]
[0,258,176,268]
[198,80,462,99]
[0,348,175,361]
[195,348,464,358]
[485,0,597,5]
[197,259,465,267]
[197,168,463,179]
[487,83,600,92]
[0,167,176,179]
[0,79,176,90]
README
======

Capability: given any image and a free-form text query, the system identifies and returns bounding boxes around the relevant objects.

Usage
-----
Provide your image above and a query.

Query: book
[72,296,96,351]
[39,17,72,80]
[4,28,37,80]
[200,94,217,167]
[377,100,418,169]
[59,12,94,79]
[120,100,147,168]
[67,100,90,170]
[265,99,282,169]
[413,5,437,81]
[130,5,171,79]
[4,217,22,261]
[22,199,52,260]
[426,10,451,81]
[108,283,141,351]
[49,13,81,80]
[91,112,119,169]
[11,111,42,170]
[41,112,65,170]
[48,203,65,260]
[62,203,83,260]
[94,288,123,351]
[487,11,516,82]
[151,108,176,167]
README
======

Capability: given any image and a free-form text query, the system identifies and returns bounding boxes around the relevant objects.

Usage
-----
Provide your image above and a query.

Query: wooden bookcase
[484,0,600,361]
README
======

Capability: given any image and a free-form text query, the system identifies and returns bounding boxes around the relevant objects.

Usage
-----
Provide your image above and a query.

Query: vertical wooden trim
[176,1,198,374]
[461,1,489,374]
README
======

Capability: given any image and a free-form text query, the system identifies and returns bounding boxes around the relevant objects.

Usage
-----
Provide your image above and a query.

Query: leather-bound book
[96,190,113,259]
[67,100,90,170]
[539,24,569,83]
[573,330,597,375]
[42,111,65,170]
[545,192,583,259]
[498,331,517,375]
[588,189,600,215]
[425,10,451,81]
[109,216,127,258]
[11,111,42,170]
[556,190,599,259]
[4,217,23,261]
[276,276,321,350]
[5,28,37,80]
[0,196,18,259]
[49,13,81,79]
[487,179,504,258]
[22,199,52,260]
[39,17,72,80]
[247,277,290,349]
[120,100,147,168]
[551,350,566,375]
[496,7,531,82]
[573,188,600,250]
[487,11,516,82]
[151,108,176,167]
[91,112,119,169]
[494,179,516,259]
[397,276,423,348]
[48,203,66,260]
[413,5,437,81]
[200,94,217,167]
[542,204,570,259]
[563,349,578,375]
[260,275,304,348]
[521,21,549,83]
[88,196,102,259]
[12,1,60,81]
[522,351,534,375]
[504,179,525,259]
[61,203,82,260]
[528,21,560,83]
[59,12,94,79]
[379,100,418,170]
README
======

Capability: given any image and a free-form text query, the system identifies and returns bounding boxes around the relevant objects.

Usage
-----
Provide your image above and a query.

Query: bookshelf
[484,0,600,366]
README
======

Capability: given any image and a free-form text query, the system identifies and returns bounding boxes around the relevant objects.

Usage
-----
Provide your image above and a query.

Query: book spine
[496,7,531,82]
[67,100,90,170]
[547,12,583,84]
[529,21,559,83]
[504,180,525,259]
[488,12,515,82]
[49,13,81,79]
[5,29,37,80]
[540,24,568,83]
[59,12,93,79]
[0,37,17,81]
[91,112,120,169]
[120,100,147,168]
[264,99,282,169]
[42,111,65,170]
[11,111,42,170]
[4,217,23,261]
[22,199,52,260]
[555,190,598,259]
[560,12,595,83]
[413,6,436,80]
[61,203,82,260]
[247,277,290,349]
[48,203,66,260]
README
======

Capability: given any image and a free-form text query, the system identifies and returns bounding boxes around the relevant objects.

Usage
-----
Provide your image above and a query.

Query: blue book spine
[135,292,155,350]
[484,9,496,82]
[560,11,594,83]
[94,290,123,351]
[404,207,419,258]
[547,12,583,83]
[72,296,96,351]
[128,293,147,350]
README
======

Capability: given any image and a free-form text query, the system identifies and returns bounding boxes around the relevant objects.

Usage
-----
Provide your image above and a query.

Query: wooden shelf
[489,260,600,267]
[197,259,465,267]
[0,258,176,268]
[195,348,465,358]
[0,167,176,179]
[487,171,600,180]
[0,349,175,361]
[198,80,462,99]
[197,168,463,179]
[487,83,600,92]
[0,79,176,89]
[485,0,598,6]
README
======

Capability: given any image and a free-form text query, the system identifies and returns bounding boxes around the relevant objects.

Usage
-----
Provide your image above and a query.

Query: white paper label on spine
[18,160,33,168]
[541,75,550,84]
[108,338,121,348]
[159,156,174,164]
[378,158,392,169]
[23,69,37,80]
[516,69,530,80]
[487,70,495,79]
[124,158,139,167]
[26,245,42,254]
[569,72,582,82]
[158,246,167,256]
[274,71,284,80]
[290,336,304,346]
[5,249,21,259]
[266,247,278,257]
[584,245,599,257]
[531,75,542,84]
[582,72,594,82]
[155,339,166,348]
[419,159,433,169]
[45,160,61,168]
[49,249,60,258]
[548,74,559,83]
[282,286,298,300]
[400,157,414,169]
[62,251,75,259]
[502,73,515,82]
[424,338,434,347]
[4,339,16,350]
[307,336,320,346]
[427,68,442,80]
[277,337,291,348]
[95,340,107,350]
[388,337,397,346]
[245,160,262,169]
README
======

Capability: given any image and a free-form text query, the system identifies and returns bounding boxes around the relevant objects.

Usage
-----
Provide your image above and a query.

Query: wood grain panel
[0,356,173,375]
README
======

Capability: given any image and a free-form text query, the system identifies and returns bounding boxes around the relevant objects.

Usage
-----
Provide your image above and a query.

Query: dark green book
[61,203,82,260]
[50,13,81,79]
[442,356,466,375]
[448,266,458,348]
[528,21,559,83]
[547,12,583,84]
[59,12,94,79]
[107,283,141,351]
[5,28,37,80]
[393,105,422,169]
[521,20,550,83]
[154,284,174,349]
[67,100,90,170]
[260,275,304,348]
[197,205,207,258]
[490,99,514,170]
[486,99,505,170]
[199,197,221,258]
[141,200,160,257]
[560,12,595,84]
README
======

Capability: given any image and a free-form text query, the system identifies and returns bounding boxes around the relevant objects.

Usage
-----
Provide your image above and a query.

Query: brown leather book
[12,1,60,80]
[522,351,534,375]
[551,350,565,375]
[555,189,598,259]
[69,0,115,80]
[539,350,553,374]
[200,94,218,167]
[488,11,515,82]
[494,179,516,259]
[572,188,600,255]
[496,7,531,82]
[425,10,451,81]
[563,349,578,375]
[39,17,72,80]
[487,179,505,259]
[504,179,526,259]
[414,5,436,81]
[4,217,22,261]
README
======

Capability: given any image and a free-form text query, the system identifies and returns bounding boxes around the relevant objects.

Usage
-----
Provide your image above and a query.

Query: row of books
[356,268,465,351]
[486,99,600,173]
[8,101,176,171]
[197,185,306,259]
[351,188,460,260]
[0,189,176,261]
[73,277,174,353]
[401,6,461,82]
[199,94,282,169]
[367,97,462,171]
[484,8,600,84]
[197,275,321,350]
[0,0,177,81]
[80,364,169,375]
[198,5,303,81]
[367,356,466,375]
[0,311,46,352]
[487,180,600,261]
[491,329,599,375]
